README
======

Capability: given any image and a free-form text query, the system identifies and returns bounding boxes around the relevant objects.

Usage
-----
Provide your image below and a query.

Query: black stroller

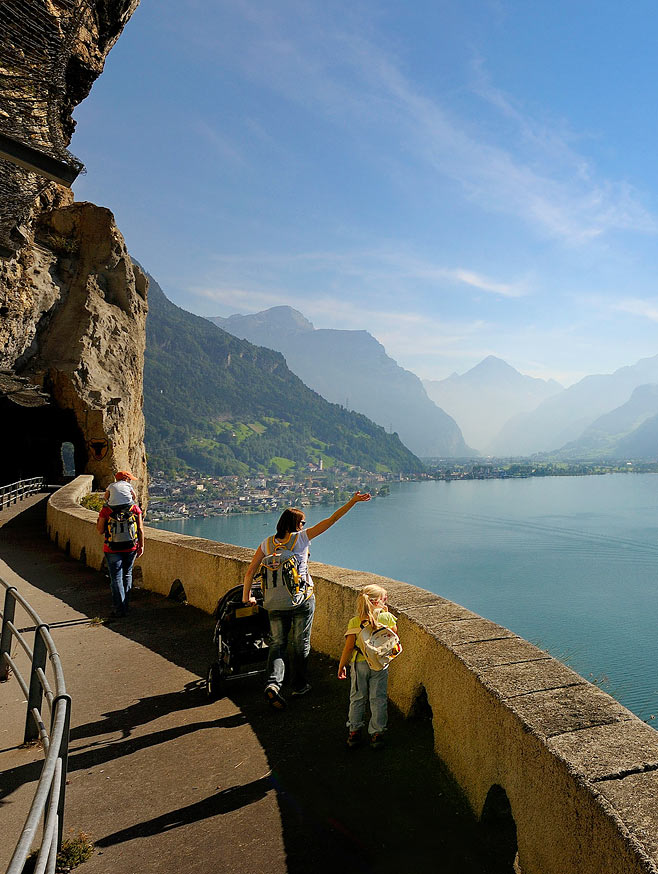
[206,584,270,699]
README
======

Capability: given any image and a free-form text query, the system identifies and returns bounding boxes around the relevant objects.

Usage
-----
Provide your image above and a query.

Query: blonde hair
[357,584,387,629]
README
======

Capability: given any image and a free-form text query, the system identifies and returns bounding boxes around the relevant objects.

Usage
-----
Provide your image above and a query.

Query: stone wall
[47,477,658,874]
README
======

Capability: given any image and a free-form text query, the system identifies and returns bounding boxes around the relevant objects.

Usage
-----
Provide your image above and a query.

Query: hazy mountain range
[208,306,658,461]
[489,354,658,457]
[209,307,474,458]
[143,277,423,476]
[423,357,562,451]
[556,383,658,459]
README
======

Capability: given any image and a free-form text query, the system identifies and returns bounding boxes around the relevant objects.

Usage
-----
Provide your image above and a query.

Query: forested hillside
[143,275,424,476]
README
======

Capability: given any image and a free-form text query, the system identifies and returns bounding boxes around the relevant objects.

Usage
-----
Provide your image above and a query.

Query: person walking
[96,485,144,617]
[337,584,399,749]
[242,491,371,709]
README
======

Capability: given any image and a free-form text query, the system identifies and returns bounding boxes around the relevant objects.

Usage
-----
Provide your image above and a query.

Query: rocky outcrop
[0,1,147,500]
[0,1,141,253]
[0,190,148,501]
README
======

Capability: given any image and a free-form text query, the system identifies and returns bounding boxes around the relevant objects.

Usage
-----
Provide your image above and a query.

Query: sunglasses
[299,520,306,526]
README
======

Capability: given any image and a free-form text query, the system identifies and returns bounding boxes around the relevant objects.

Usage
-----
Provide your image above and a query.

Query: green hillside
[143,275,424,476]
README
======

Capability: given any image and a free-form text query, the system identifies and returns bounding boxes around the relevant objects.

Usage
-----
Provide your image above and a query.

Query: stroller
[206,584,270,699]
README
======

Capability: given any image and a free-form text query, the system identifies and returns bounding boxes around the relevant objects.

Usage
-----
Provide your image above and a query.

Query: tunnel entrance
[0,395,87,485]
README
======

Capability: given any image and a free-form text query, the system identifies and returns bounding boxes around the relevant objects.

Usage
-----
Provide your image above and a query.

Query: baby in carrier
[104,470,138,509]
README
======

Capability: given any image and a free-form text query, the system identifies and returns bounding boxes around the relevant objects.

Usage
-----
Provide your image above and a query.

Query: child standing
[104,471,139,508]
[337,584,398,749]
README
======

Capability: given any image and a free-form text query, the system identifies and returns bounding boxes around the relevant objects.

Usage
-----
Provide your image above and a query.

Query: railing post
[1,586,17,681]
[52,693,72,850]
[24,625,48,743]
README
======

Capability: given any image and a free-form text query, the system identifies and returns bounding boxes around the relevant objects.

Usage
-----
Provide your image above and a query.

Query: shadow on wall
[481,785,520,874]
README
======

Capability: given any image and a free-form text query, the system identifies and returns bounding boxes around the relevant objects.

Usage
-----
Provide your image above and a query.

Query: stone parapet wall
[47,477,658,874]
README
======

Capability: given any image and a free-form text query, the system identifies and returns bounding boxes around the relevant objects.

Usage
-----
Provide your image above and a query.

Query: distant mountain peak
[470,355,517,373]
[213,306,314,334]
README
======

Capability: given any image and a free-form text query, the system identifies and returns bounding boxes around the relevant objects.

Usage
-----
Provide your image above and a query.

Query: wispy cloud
[614,297,658,322]
[200,0,657,244]
[198,247,528,300]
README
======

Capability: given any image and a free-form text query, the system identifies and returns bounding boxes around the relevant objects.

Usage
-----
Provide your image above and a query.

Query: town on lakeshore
[145,459,658,522]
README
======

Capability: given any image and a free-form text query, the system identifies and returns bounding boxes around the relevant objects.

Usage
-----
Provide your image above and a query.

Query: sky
[71,0,658,386]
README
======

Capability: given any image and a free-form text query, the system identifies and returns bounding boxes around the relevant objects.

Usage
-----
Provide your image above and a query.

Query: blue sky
[72,0,658,386]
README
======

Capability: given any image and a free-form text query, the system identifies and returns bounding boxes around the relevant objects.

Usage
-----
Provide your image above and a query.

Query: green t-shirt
[345,610,397,664]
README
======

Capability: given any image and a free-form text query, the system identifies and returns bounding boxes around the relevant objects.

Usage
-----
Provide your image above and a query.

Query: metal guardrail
[0,478,45,511]
[1,580,71,874]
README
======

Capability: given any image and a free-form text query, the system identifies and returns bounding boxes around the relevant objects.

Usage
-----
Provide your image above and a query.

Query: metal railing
[0,478,45,511]
[1,580,71,874]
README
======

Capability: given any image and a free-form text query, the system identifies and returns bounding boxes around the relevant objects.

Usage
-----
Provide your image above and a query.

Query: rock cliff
[0,0,147,500]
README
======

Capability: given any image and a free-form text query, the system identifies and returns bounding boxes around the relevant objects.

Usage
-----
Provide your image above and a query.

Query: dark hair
[276,507,304,539]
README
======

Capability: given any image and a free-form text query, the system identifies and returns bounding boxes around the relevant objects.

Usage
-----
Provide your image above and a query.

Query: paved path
[1,496,489,874]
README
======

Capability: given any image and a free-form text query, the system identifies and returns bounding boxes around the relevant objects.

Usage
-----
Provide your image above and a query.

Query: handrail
[0,478,45,511]
[0,579,71,874]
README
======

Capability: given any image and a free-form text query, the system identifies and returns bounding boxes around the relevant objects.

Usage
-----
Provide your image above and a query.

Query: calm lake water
[151,473,658,723]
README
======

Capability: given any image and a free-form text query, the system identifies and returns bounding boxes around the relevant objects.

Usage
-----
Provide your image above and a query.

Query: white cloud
[614,298,658,322]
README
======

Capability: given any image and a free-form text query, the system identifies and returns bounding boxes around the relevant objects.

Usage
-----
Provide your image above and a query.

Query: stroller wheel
[206,661,225,700]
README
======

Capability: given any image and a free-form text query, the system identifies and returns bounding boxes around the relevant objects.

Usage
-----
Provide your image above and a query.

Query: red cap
[116,471,137,481]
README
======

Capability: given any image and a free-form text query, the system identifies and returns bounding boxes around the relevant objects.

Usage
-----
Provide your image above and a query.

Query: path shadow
[1,498,490,873]
[96,776,272,846]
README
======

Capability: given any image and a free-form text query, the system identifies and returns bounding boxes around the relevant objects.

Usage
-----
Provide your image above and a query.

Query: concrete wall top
[47,477,658,874]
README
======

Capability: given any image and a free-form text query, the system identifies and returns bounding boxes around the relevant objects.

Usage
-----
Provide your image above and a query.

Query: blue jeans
[266,596,315,692]
[105,551,136,614]
[348,659,389,735]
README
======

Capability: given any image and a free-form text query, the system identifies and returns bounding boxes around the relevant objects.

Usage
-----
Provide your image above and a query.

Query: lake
[150,473,658,723]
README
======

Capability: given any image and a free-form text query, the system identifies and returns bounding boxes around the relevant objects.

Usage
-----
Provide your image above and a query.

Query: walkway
[1,496,489,874]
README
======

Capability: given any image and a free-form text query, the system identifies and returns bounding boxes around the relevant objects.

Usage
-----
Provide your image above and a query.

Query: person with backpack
[96,487,144,618]
[337,584,401,749]
[242,492,371,710]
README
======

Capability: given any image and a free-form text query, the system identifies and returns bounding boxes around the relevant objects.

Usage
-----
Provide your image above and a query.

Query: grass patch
[80,494,104,512]
[56,832,94,872]
[269,456,296,473]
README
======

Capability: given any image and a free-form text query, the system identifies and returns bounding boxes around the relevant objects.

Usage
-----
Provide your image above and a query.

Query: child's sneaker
[291,683,312,697]
[370,732,385,749]
[346,729,362,749]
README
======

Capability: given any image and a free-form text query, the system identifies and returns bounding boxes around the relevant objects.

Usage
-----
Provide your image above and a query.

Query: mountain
[558,384,658,458]
[209,307,473,458]
[143,279,424,476]
[423,356,562,452]
[615,410,658,458]
[488,354,658,457]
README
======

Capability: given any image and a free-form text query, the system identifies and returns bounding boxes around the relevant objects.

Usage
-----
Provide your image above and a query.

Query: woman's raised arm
[306,492,370,540]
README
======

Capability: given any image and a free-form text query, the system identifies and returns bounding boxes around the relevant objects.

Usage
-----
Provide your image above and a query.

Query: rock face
[0,0,147,501]
[0,189,148,500]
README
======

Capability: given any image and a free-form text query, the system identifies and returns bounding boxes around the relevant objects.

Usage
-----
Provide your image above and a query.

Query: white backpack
[356,621,402,671]
[259,534,311,610]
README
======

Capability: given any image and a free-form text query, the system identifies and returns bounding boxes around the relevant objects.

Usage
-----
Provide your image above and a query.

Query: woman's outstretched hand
[352,491,371,503]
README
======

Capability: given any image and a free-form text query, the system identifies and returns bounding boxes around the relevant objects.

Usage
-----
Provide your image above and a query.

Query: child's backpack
[258,534,310,610]
[356,621,402,671]
[106,506,138,549]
